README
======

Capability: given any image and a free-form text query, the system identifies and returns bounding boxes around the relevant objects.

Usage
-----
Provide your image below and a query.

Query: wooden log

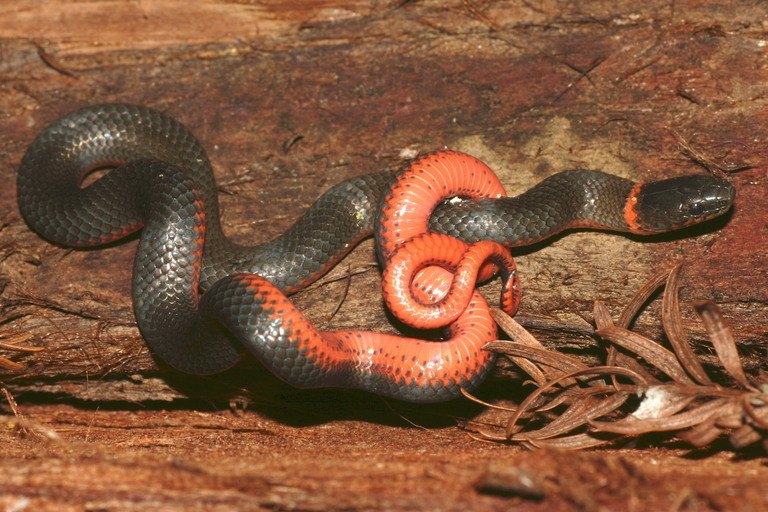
[1,2,768,510]
[0,0,765,400]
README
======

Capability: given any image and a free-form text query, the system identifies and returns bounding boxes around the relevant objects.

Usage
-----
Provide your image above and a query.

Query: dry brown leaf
[661,265,713,385]
[693,300,750,389]
[595,326,694,385]
[478,266,767,452]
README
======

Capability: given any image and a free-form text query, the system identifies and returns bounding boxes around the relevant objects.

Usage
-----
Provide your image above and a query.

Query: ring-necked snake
[17,104,736,403]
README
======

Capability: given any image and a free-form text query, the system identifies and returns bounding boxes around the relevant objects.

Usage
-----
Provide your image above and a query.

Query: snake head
[628,174,736,234]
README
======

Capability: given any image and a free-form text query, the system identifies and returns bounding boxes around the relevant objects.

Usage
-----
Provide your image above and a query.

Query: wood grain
[0,1,766,508]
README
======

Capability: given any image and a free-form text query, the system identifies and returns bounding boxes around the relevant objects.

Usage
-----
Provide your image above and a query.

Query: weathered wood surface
[0,1,766,510]
[0,403,764,512]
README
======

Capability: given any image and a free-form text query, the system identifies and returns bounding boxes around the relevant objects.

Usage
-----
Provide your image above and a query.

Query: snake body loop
[377,151,520,329]
[17,104,736,402]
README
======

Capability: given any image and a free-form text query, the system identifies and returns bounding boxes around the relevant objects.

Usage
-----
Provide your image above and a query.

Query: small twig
[33,41,77,78]
[670,129,749,177]
[0,333,45,370]
[315,264,355,327]
[1,385,22,418]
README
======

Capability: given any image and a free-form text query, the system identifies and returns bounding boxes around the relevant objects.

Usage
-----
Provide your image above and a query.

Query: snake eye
[688,202,705,218]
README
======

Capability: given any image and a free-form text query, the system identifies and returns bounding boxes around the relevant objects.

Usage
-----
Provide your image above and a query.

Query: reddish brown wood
[0,1,766,509]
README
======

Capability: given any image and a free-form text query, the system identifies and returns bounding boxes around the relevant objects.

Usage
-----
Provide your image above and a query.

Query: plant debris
[0,333,44,371]
[462,264,768,452]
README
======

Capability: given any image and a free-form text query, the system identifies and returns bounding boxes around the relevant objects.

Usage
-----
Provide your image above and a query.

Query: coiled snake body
[17,104,735,402]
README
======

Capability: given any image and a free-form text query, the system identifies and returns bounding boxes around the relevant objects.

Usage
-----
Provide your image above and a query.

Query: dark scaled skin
[17,104,736,402]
